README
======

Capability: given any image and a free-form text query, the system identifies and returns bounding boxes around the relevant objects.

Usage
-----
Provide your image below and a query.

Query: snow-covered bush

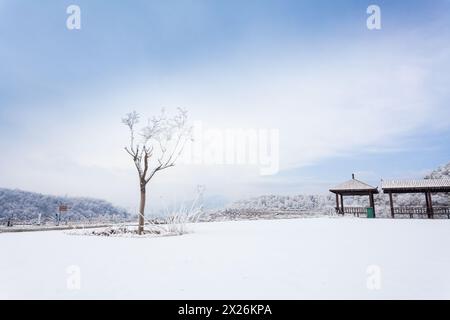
[145,188,204,235]
[78,186,205,237]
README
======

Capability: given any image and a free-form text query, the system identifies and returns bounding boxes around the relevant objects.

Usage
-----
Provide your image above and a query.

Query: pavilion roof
[381,179,450,193]
[330,177,378,194]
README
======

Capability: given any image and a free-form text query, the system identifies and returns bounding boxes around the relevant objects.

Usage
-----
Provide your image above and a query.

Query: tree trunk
[138,184,146,235]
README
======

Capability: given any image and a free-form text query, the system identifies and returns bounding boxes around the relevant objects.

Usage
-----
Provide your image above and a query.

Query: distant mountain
[227,194,335,213]
[426,162,450,179]
[0,188,130,224]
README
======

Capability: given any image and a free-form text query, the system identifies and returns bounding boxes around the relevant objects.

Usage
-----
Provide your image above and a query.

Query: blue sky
[1,0,450,209]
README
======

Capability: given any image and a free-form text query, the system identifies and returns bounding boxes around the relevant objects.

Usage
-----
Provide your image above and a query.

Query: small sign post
[57,205,69,226]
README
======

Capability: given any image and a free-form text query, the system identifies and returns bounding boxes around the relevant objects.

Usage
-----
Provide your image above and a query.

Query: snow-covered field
[1,218,450,299]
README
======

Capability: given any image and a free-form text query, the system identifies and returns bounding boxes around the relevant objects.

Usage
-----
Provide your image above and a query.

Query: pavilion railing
[337,207,368,217]
[393,206,427,217]
[434,207,450,218]
[393,206,450,219]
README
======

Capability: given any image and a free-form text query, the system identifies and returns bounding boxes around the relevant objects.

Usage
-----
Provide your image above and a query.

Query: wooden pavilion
[330,174,379,217]
[381,179,450,219]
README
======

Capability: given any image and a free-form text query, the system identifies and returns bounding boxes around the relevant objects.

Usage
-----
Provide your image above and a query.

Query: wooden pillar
[335,193,340,214]
[428,192,434,219]
[389,192,395,218]
[340,194,344,215]
[369,193,375,218]
[425,192,432,219]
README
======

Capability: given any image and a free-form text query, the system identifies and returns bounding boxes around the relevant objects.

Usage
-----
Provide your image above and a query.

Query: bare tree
[122,108,192,234]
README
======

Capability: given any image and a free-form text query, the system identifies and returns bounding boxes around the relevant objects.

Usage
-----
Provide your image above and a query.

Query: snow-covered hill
[0,188,129,224]
[426,162,450,179]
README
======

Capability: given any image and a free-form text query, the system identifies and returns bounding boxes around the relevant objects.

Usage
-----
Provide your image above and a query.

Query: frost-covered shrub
[77,188,205,237]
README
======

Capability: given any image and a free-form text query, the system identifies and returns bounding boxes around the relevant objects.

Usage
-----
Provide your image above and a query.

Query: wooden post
[425,192,430,219]
[369,193,375,218]
[428,192,434,219]
[335,193,340,214]
[389,192,395,218]
[340,194,344,215]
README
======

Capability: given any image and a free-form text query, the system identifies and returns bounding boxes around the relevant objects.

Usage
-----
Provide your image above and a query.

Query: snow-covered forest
[0,188,130,225]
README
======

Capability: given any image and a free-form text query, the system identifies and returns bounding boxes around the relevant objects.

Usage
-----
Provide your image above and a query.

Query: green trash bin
[367,207,375,219]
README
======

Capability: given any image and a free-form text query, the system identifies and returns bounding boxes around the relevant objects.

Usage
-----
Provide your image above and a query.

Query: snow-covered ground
[1,218,450,299]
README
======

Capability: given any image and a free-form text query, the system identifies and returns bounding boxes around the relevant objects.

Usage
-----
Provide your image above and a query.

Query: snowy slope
[1,218,450,299]
[426,162,450,179]
[0,188,129,224]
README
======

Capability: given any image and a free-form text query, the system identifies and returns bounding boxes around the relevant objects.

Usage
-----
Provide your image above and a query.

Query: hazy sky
[1,0,450,210]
